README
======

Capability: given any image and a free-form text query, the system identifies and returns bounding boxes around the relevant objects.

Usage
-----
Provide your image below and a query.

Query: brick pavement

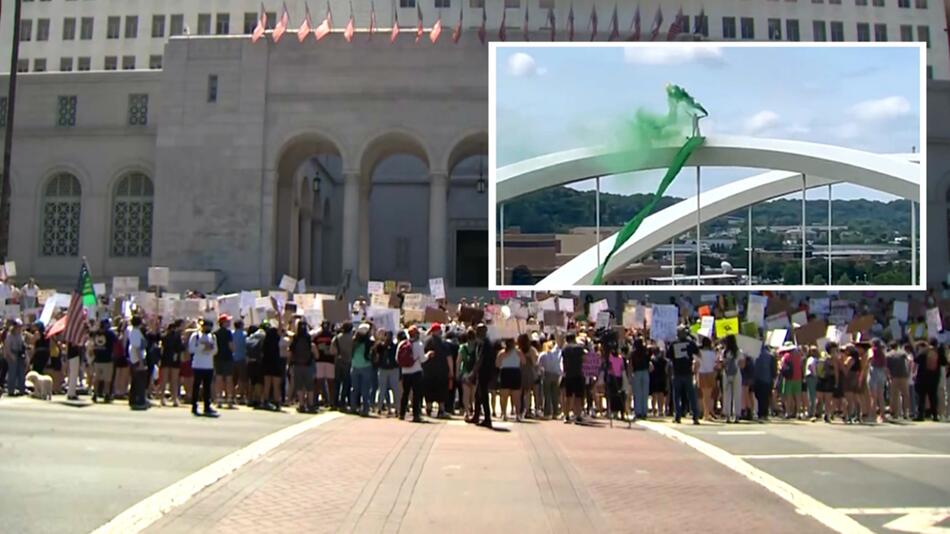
[145,414,834,534]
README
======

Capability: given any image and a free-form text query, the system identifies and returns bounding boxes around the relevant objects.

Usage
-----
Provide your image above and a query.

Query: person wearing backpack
[719,335,744,424]
[777,343,802,419]
[398,326,426,423]
[244,324,266,408]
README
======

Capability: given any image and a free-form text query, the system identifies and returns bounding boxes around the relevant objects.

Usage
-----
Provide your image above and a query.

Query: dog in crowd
[25,371,53,401]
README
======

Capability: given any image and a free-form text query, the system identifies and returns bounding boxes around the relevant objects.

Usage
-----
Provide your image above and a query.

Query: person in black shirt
[214,315,236,409]
[423,324,453,418]
[629,335,651,420]
[373,330,399,416]
[669,329,700,425]
[561,333,587,424]
[159,320,184,406]
[90,320,117,403]
[471,323,495,428]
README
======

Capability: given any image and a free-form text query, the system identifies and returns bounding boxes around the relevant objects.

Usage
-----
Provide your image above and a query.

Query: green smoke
[591,84,708,285]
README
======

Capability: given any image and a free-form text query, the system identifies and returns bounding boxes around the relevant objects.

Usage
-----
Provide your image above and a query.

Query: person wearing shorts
[314,328,335,409]
[560,334,587,423]
[290,321,315,413]
[778,344,803,419]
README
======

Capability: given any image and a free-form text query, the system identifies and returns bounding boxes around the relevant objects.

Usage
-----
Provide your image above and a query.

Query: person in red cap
[214,314,236,409]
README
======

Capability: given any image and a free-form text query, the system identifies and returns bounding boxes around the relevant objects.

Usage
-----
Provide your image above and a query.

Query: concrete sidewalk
[146,415,832,533]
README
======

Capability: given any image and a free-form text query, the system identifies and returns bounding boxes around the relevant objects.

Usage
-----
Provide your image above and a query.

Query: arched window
[111,173,153,257]
[41,173,81,256]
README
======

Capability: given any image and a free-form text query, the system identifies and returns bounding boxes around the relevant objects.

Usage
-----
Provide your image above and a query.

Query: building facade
[2,0,948,78]
[0,0,948,292]
[3,34,488,292]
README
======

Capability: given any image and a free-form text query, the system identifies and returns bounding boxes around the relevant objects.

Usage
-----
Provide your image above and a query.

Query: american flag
[608,4,620,41]
[649,6,663,41]
[589,4,598,41]
[315,1,332,40]
[667,7,684,41]
[298,2,313,42]
[273,2,290,42]
[251,2,267,43]
[452,5,462,43]
[477,3,486,44]
[390,1,399,43]
[430,13,442,43]
[64,260,92,347]
[415,3,424,43]
[628,4,641,41]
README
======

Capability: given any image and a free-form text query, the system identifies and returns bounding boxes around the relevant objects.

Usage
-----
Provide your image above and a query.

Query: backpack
[245,333,263,363]
[781,358,793,379]
[396,340,415,368]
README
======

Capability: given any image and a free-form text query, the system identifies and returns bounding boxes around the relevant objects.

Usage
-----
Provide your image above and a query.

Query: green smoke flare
[591,84,707,285]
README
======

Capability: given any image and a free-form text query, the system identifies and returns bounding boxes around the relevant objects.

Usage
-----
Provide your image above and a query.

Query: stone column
[358,183,371,284]
[341,172,360,285]
[428,172,449,282]
[298,209,312,284]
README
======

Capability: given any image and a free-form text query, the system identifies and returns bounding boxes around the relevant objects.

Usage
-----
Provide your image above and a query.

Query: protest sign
[276,275,295,293]
[459,306,484,324]
[791,311,808,327]
[112,276,139,295]
[715,316,739,338]
[429,278,446,300]
[543,310,567,330]
[746,297,766,328]
[369,293,390,309]
[698,305,712,317]
[829,300,855,325]
[847,314,875,335]
[892,301,909,323]
[93,283,106,298]
[650,305,678,342]
[741,321,760,338]
[736,335,763,360]
[296,279,306,293]
[557,297,575,313]
[425,307,449,324]
[367,307,399,333]
[217,294,241,319]
[926,307,943,334]
[589,299,609,320]
[3,261,15,278]
[402,293,425,311]
[766,312,790,330]
[595,312,611,329]
[699,316,715,338]
[767,329,788,348]
[889,318,902,341]
[810,297,830,316]
[384,280,397,294]
[794,319,827,347]
[148,267,170,288]
[322,300,349,324]
[367,281,384,295]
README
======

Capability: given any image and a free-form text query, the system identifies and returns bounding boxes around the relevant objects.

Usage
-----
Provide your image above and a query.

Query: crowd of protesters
[1,288,948,428]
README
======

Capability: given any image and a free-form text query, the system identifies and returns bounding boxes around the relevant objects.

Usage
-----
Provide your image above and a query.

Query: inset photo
[489,42,925,291]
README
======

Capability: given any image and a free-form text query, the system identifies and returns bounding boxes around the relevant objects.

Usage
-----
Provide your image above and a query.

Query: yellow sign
[384,280,397,294]
[715,316,739,338]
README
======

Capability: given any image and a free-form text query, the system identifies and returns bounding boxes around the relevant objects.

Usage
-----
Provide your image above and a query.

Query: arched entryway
[446,132,488,288]
[275,134,345,287]
[360,132,432,287]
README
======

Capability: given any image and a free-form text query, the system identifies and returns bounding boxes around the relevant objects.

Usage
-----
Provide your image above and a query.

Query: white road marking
[717,430,766,435]
[740,453,950,460]
[90,411,342,534]
[835,508,950,516]
[638,421,874,534]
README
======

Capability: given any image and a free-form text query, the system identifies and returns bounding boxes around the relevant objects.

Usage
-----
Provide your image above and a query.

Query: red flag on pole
[430,14,442,43]
[499,8,507,41]
[523,6,530,41]
[415,3,424,43]
[298,3,313,42]
[390,2,399,43]
[567,3,575,41]
[628,3,641,41]
[452,5,463,43]
[548,7,556,41]
[608,4,619,41]
[315,2,332,40]
[273,2,290,42]
[477,3,486,44]
[369,1,377,38]
[589,4,598,41]
[649,6,663,40]
[251,2,267,43]
[667,6,683,41]
[344,3,355,43]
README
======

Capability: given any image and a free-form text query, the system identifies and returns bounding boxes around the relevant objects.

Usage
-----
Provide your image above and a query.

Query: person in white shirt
[188,319,218,417]
[398,326,427,422]
[126,316,149,410]
[697,337,718,421]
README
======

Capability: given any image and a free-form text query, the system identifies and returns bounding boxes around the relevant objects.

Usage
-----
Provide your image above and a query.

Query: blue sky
[495,45,921,201]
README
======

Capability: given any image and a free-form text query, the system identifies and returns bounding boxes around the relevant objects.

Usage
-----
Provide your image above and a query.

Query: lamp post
[312,175,321,195]
[0,0,24,260]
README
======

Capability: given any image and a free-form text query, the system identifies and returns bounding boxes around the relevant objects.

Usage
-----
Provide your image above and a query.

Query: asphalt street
[667,418,950,533]
[0,396,309,534]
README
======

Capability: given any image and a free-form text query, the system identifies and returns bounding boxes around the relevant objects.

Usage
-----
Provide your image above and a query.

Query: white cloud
[742,110,781,134]
[507,52,546,77]
[849,96,911,121]
[624,46,724,65]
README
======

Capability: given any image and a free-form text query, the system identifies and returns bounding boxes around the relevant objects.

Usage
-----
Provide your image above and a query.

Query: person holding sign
[495,336,524,422]
[669,329,700,425]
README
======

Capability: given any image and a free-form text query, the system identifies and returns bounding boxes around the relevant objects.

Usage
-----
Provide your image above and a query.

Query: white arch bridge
[494,135,922,287]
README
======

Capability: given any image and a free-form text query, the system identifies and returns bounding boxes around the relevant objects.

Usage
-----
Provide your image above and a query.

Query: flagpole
[0,0,24,260]
[827,183,832,284]
[499,203,505,285]
[693,115,701,286]
[671,237,676,286]
[801,174,806,285]
[911,199,917,286]
[748,205,753,285]
[595,176,601,269]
